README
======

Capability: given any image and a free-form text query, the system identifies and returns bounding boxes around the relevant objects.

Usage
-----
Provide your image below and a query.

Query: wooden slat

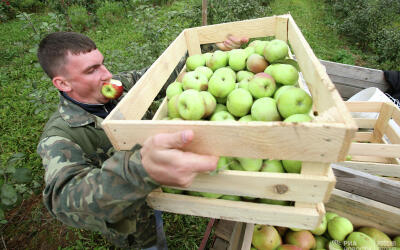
[275,15,288,42]
[228,222,245,250]
[103,119,349,162]
[331,164,400,208]
[165,170,333,203]
[146,191,322,229]
[241,223,254,250]
[194,16,277,44]
[353,118,377,129]
[386,123,400,144]
[326,189,400,235]
[350,155,394,164]
[214,220,236,242]
[373,103,394,142]
[184,28,201,55]
[334,84,364,100]
[353,132,373,142]
[393,105,400,125]
[328,75,388,91]
[339,161,400,178]
[346,101,383,112]
[349,142,400,158]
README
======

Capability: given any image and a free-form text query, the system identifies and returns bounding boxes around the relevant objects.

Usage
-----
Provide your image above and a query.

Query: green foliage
[208,0,268,24]
[96,1,125,26]
[67,4,91,32]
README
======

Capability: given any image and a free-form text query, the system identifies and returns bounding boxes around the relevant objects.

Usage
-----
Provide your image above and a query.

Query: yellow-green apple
[237,157,263,171]
[177,89,205,120]
[227,157,244,171]
[261,159,285,173]
[277,87,313,118]
[244,46,255,57]
[266,64,299,85]
[311,215,328,235]
[255,40,270,55]
[195,65,213,80]
[393,236,400,247]
[251,97,281,121]
[213,103,228,114]
[328,216,353,241]
[162,187,183,194]
[228,49,248,71]
[259,198,290,206]
[200,192,223,199]
[264,39,289,63]
[101,79,123,99]
[346,232,379,250]
[358,227,392,248]
[203,52,213,65]
[282,160,302,173]
[226,88,253,117]
[208,73,236,98]
[315,236,329,249]
[238,78,251,91]
[248,40,261,47]
[210,110,235,121]
[217,156,229,170]
[325,212,339,222]
[238,115,254,122]
[248,72,276,99]
[276,245,303,250]
[200,91,216,118]
[246,53,268,73]
[252,225,282,250]
[274,85,295,101]
[182,71,208,91]
[166,81,183,100]
[220,195,241,201]
[206,50,228,71]
[284,114,312,122]
[187,191,203,197]
[167,94,181,118]
[285,230,316,250]
[214,67,236,81]
[327,240,343,250]
[186,54,206,71]
[237,70,254,82]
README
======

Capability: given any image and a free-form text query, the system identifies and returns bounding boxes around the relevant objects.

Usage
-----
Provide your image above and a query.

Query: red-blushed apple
[186,54,206,71]
[264,39,289,63]
[248,72,276,99]
[182,71,208,91]
[166,81,183,100]
[252,225,282,250]
[246,53,268,73]
[177,89,205,120]
[199,91,216,118]
[251,97,281,121]
[226,88,253,117]
[101,79,123,99]
[285,230,316,250]
[277,87,313,118]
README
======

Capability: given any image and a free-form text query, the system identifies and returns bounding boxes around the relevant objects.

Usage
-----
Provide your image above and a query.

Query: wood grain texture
[339,161,400,177]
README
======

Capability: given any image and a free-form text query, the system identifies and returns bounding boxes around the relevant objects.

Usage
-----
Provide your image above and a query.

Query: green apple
[246,53,268,73]
[254,40,270,56]
[237,157,263,171]
[187,190,203,197]
[259,198,290,206]
[195,65,213,80]
[227,157,244,171]
[199,91,216,118]
[327,240,343,250]
[236,70,254,82]
[264,39,289,63]
[266,64,299,86]
[162,186,183,194]
[327,216,353,241]
[325,212,339,222]
[261,159,285,173]
[206,50,228,71]
[274,85,295,101]
[358,227,393,248]
[200,192,223,199]
[238,78,251,91]
[226,88,253,117]
[220,195,241,201]
[315,236,329,249]
[248,40,261,47]
[186,54,206,71]
[202,52,213,65]
[167,94,181,118]
[238,115,254,122]
[248,72,276,99]
[346,232,379,250]
[213,103,228,114]
[217,156,230,171]
[311,215,328,235]
[182,71,208,91]
[252,225,282,250]
[214,67,236,81]
[166,81,183,100]
[210,110,235,121]
[284,114,312,123]
[277,87,313,119]
[251,97,281,121]
[282,160,302,173]
[208,73,236,98]
[244,46,255,57]
[177,89,205,120]
[228,49,248,71]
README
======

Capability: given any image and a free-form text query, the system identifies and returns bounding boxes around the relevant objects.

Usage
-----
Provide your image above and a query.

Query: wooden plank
[349,142,400,158]
[331,164,400,208]
[184,28,201,56]
[350,155,394,164]
[275,16,288,42]
[393,105,400,125]
[353,118,377,129]
[346,101,383,112]
[103,119,348,162]
[320,60,387,86]
[334,84,364,100]
[328,75,388,91]
[373,103,394,142]
[211,238,228,250]
[241,223,254,250]
[353,132,374,142]
[164,169,333,203]
[326,189,400,235]
[215,220,236,242]
[339,161,400,178]
[228,222,245,250]
[194,16,277,44]
[386,123,400,144]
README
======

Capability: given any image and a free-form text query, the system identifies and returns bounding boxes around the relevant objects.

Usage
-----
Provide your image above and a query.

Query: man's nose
[101,65,113,79]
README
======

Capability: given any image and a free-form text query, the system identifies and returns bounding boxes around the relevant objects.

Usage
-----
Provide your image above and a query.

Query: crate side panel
[339,161,400,178]
[147,191,322,229]
[106,120,347,162]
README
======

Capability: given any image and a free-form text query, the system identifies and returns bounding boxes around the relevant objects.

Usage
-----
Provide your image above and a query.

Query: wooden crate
[102,14,357,229]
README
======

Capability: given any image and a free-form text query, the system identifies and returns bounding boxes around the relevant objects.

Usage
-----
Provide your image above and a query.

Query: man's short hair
[37,32,97,79]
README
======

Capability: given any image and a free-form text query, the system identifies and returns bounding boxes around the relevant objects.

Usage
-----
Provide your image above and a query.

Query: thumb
[240,37,249,44]
[155,129,194,149]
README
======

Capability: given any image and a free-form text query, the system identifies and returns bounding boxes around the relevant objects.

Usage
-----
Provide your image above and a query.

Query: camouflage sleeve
[37,135,159,243]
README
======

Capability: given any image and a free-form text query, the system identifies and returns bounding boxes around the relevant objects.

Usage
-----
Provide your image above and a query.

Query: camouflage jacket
[37,68,168,248]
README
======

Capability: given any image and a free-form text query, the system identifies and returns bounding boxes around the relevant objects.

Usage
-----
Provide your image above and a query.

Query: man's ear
[52,76,71,92]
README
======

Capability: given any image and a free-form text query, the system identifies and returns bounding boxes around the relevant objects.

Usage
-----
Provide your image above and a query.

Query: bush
[208,0,267,24]
[67,4,91,32]
[96,1,125,26]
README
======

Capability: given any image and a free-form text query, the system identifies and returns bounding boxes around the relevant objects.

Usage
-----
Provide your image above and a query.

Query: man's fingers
[240,37,249,44]
[216,42,230,51]
[177,151,219,173]
[152,130,194,149]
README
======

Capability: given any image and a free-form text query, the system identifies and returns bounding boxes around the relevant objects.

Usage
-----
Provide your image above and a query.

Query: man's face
[61,49,113,104]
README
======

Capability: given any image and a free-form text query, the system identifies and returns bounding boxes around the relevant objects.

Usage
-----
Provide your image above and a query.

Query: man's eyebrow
[83,57,105,73]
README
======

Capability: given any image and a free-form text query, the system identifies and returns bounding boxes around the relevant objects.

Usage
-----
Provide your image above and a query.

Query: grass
[0,0,384,249]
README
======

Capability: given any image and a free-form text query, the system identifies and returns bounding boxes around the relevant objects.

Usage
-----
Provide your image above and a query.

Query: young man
[36,32,247,249]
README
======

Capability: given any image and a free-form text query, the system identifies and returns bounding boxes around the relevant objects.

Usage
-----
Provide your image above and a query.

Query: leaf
[1,184,18,206]
[7,152,25,166]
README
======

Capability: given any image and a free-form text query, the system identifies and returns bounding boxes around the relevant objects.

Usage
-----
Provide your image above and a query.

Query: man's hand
[140,130,218,187]
[216,34,249,51]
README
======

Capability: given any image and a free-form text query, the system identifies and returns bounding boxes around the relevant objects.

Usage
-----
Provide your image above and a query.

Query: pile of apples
[251,212,400,250]
[163,39,313,200]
